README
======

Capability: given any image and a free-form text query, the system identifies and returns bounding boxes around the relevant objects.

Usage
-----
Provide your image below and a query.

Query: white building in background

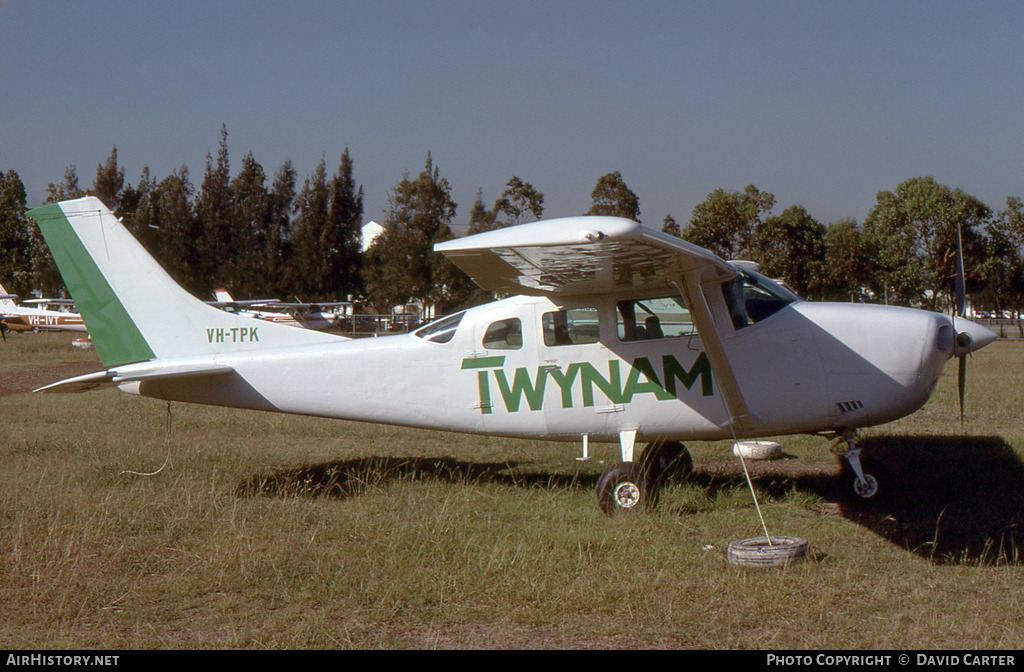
[361,221,383,252]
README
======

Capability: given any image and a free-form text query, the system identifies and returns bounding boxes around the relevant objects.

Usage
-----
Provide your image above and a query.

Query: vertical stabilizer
[0,284,18,312]
[26,197,341,367]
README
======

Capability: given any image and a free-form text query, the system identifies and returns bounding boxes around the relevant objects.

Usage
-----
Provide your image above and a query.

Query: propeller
[952,220,968,429]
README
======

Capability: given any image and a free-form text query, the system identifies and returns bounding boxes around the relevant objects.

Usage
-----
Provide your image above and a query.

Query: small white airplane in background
[0,284,87,335]
[26,197,996,514]
[208,288,345,331]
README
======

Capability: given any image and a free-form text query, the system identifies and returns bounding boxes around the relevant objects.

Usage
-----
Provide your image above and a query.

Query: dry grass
[2,332,1023,649]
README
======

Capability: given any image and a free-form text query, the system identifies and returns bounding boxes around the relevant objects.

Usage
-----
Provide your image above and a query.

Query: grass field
[1,332,1023,649]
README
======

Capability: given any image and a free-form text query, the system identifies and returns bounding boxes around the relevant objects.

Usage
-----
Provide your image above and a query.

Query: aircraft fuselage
[120,291,973,444]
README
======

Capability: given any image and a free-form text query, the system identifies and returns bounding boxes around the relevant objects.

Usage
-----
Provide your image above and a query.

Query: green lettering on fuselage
[463,352,713,413]
[205,326,260,344]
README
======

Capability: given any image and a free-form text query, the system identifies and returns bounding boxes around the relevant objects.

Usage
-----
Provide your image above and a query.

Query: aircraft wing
[435,216,737,296]
[205,299,281,307]
[23,298,76,306]
[436,216,763,431]
[36,361,234,393]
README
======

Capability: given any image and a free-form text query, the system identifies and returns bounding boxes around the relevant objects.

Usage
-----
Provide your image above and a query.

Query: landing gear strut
[832,430,886,500]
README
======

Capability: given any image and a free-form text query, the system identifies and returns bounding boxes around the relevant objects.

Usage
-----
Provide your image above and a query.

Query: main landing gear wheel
[596,442,694,515]
[643,441,694,483]
[596,462,652,515]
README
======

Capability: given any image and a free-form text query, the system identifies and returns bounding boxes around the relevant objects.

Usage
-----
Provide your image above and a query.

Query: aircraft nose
[952,316,998,356]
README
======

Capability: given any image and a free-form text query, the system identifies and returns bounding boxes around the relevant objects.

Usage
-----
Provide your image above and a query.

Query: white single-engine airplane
[208,288,345,331]
[0,284,87,334]
[27,196,997,514]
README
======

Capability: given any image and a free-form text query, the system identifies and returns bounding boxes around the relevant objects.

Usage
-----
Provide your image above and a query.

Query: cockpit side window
[721,269,799,329]
[413,312,464,344]
[482,318,523,350]
[542,308,599,346]
[616,295,694,342]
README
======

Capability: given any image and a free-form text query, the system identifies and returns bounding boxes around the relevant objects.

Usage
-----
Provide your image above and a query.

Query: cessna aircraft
[26,196,996,514]
[0,284,87,334]
[208,288,345,331]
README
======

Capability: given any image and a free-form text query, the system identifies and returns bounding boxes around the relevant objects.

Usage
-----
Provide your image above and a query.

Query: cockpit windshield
[722,268,800,330]
[413,312,464,344]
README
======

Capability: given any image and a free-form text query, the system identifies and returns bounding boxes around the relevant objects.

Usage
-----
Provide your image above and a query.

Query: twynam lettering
[464,353,713,414]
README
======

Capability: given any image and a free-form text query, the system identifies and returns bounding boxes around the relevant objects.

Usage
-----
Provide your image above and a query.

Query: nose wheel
[833,431,887,501]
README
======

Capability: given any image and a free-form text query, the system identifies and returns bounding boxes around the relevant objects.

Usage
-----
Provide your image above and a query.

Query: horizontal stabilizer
[36,361,234,394]
[34,370,116,393]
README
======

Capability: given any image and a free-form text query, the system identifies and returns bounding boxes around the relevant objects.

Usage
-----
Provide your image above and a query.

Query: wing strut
[674,272,762,434]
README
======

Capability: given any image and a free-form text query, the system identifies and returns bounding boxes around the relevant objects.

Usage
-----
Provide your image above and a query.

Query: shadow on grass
[237,456,600,501]
[831,435,1024,565]
[237,436,1024,566]
[690,435,1024,566]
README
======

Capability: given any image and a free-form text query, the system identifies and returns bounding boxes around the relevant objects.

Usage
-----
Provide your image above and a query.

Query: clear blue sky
[2,0,1022,232]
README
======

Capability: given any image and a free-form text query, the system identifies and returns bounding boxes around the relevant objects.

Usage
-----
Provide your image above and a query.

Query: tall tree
[661,214,680,237]
[195,124,234,295]
[229,153,271,297]
[466,188,497,235]
[44,164,85,203]
[362,153,470,314]
[979,196,1024,325]
[266,160,297,297]
[325,148,365,300]
[819,218,871,302]
[290,158,331,298]
[118,166,161,259]
[493,176,544,228]
[753,205,826,297]
[585,171,640,222]
[92,146,125,214]
[862,176,989,310]
[153,166,201,295]
[683,184,775,260]
[35,165,87,295]
[0,170,32,297]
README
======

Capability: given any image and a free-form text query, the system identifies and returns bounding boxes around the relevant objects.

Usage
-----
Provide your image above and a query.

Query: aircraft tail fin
[26,196,342,367]
[0,283,17,310]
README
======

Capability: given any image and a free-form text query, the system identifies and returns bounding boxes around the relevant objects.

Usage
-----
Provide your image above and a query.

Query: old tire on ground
[597,462,652,515]
[642,441,694,483]
[726,536,809,568]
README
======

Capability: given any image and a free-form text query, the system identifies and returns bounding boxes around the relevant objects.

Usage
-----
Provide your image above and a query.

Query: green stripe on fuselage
[26,203,155,367]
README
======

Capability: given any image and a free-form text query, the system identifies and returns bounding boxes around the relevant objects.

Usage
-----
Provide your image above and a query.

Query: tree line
[2,129,1023,321]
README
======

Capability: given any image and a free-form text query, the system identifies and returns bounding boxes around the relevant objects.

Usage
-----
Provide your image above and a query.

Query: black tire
[840,456,891,502]
[726,536,809,568]
[642,441,694,483]
[597,462,652,515]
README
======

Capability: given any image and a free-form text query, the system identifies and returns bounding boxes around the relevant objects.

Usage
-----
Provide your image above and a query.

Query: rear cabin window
[721,269,799,330]
[542,308,599,346]
[482,318,523,350]
[414,312,464,344]
[616,295,694,342]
